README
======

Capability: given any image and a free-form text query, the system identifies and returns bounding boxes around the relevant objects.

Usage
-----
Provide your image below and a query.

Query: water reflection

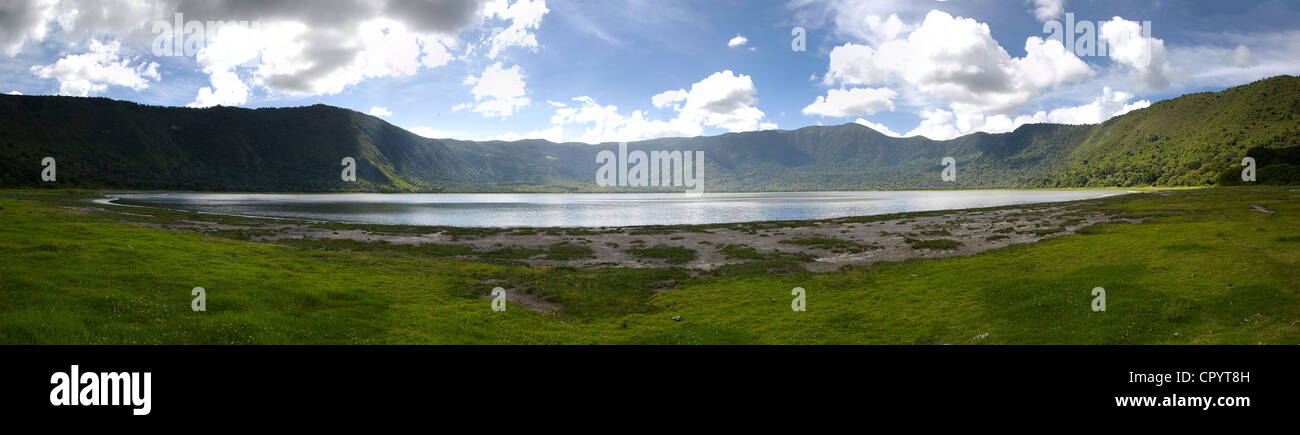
[115,190,1125,228]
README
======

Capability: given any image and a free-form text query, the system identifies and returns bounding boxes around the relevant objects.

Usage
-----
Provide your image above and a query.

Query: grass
[0,187,1297,344]
[779,236,878,254]
[626,244,697,264]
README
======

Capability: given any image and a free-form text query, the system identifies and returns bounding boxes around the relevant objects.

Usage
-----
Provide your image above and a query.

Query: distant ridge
[1,75,1297,192]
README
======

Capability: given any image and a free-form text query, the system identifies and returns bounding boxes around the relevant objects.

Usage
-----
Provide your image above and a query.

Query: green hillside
[1046,74,1300,187]
[2,75,1298,192]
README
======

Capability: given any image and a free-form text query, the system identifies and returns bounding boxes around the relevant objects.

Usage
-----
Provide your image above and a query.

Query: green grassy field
[0,187,1296,344]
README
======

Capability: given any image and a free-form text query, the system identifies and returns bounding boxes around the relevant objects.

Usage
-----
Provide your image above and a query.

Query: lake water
[111,190,1126,228]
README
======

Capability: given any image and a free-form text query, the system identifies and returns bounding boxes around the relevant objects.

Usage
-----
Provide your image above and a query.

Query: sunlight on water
[114,190,1126,227]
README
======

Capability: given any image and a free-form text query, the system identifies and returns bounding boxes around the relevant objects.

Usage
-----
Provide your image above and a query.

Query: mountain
[2,76,1298,192]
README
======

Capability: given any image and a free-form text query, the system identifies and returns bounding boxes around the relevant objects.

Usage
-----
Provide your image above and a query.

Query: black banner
[0,345,1293,421]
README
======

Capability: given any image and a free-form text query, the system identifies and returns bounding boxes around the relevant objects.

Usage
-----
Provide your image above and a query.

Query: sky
[2,0,1299,143]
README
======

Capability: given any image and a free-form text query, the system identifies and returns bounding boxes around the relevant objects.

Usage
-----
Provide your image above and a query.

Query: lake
[111,190,1126,228]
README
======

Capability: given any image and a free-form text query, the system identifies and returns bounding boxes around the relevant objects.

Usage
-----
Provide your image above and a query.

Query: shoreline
[87,190,1146,273]
[101,189,1136,229]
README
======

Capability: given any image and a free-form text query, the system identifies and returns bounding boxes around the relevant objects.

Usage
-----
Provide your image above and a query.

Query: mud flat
[101,192,1143,272]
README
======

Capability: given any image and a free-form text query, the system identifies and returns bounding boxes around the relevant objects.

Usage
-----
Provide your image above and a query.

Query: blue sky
[3,0,1299,142]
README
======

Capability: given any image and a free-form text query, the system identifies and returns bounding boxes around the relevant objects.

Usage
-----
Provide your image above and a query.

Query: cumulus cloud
[903,87,1151,140]
[492,70,774,143]
[0,0,55,56]
[727,34,748,48]
[546,95,698,143]
[822,43,895,86]
[31,39,160,96]
[820,11,1093,116]
[801,2,1294,140]
[1029,0,1065,22]
[670,70,770,133]
[482,0,548,58]
[794,1,925,47]
[2,0,520,106]
[453,62,530,118]
[209,18,459,103]
[369,106,392,117]
[904,109,962,140]
[1040,87,1150,124]
[1100,17,1171,91]
[189,67,249,107]
[811,10,1105,138]
[651,89,687,109]
[3,0,160,56]
[802,87,897,117]
[854,118,902,137]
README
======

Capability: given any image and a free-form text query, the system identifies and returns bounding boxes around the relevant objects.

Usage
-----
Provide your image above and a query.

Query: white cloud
[30,39,160,96]
[190,68,249,107]
[487,125,563,142]
[1164,32,1300,90]
[797,1,925,47]
[814,10,1101,140]
[651,89,687,109]
[482,0,549,58]
[369,106,393,117]
[727,34,748,48]
[253,19,441,97]
[421,38,455,68]
[4,1,504,106]
[547,95,701,143]
[860,13,913,47]
[1228,44,1255,67]
[455,62,530,118]
[822,11,1093,116]
[183,14,471,107]
[905,109,962,140]
[494,70,774,143]
[1100,17,1171,91]
[802,87,897,117]
[408,126,459,139]
[1040,87,1150,124]
[6,90,22,95]
[0,0,56,56]
[1029,0,1065,22]
[673,70,770,133]
[822,43,896,86]
[902,86,1151,140]
[854,118,902,137]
